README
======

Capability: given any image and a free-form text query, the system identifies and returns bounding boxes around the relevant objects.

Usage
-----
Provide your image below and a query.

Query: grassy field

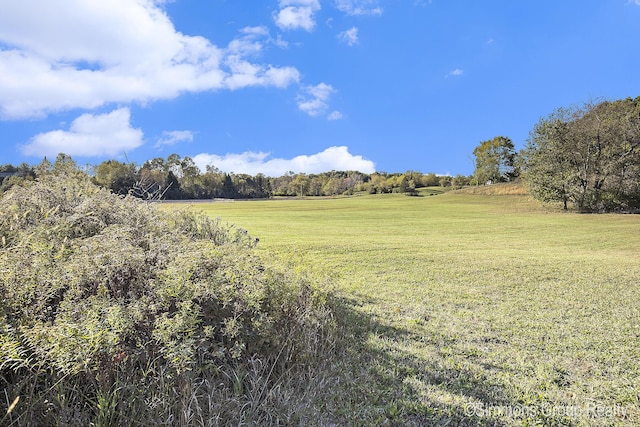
[172,188,640,426]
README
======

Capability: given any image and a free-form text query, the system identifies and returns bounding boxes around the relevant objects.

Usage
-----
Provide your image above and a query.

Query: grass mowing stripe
[168,191,640,426]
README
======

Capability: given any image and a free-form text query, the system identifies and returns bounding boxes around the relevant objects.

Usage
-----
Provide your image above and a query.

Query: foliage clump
[521,97,640,212]
[472,136,518,185]
[0,169,335,425]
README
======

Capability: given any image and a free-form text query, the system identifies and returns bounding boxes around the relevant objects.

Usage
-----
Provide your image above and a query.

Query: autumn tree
[521,97,640,212]
[519,107,576,209]
[291,173,310,197]
[93,160,138,195]
[473,136,517,185]
[451,174,471,189]
[137,157,170,199]
[172,155,201,198]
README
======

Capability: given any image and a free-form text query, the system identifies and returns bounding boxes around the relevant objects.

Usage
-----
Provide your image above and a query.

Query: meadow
[179,187,640,426]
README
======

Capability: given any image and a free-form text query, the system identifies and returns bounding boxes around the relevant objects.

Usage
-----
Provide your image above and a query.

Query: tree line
[3,97,638,211]
[0,154,472,200]
[472,96,640,212]
[521,97,640,212]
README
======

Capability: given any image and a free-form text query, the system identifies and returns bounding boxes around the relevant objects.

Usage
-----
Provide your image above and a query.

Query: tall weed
[0,171,336,426]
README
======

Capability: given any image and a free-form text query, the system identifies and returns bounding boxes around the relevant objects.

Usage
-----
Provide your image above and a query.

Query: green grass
[173,191,640,426]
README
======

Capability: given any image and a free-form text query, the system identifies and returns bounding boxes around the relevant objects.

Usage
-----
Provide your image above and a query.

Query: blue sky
[1,0,639,176]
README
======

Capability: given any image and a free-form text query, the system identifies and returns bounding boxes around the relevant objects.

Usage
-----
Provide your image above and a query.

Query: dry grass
[454,182,530,196]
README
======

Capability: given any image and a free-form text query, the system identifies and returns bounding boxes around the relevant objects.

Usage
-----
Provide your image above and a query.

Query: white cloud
[335,0,383,16]
[327,111,343,120]
[193,146,375,176]
[274,0,321,32]
[21,108,143,158]
[0,0,300,119]
[155,130,194,148]
[273,34,290,49]
[239,26,270,37]
[338,27,359,46]
[445,69,464,78]
[297,83,336,116]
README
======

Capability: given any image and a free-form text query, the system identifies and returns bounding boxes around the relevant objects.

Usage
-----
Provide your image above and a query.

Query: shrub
[0,170,335,426]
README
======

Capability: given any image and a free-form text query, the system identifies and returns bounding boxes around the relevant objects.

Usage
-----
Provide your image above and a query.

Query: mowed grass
[170,189,640,426]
